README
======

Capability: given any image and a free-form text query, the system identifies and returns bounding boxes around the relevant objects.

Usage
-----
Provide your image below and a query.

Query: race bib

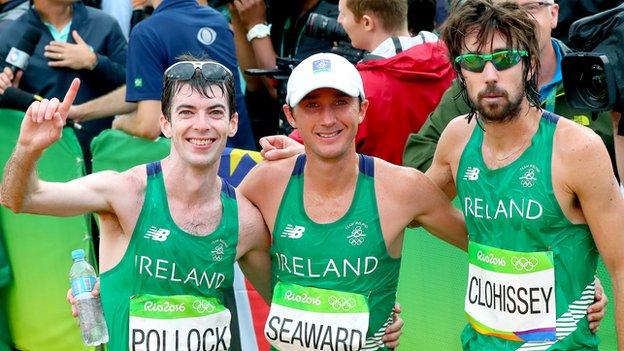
[465,241,556,342]
[265,282,369,351]
[129,294,231,351]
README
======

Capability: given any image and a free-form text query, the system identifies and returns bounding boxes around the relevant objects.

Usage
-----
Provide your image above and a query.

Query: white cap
[286,53,365,107]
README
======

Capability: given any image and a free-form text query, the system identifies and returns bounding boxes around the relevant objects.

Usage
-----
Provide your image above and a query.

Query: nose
[482,61,499,84]
[192,113,212,131]
[319,106,336,126]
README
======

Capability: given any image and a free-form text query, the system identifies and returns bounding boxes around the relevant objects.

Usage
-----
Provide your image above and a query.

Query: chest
[167,199,223,235]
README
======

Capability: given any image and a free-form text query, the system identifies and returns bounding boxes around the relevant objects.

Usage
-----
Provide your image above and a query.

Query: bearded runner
[457,112,598,350]
[100,162,239,351]
[266,154,400,351]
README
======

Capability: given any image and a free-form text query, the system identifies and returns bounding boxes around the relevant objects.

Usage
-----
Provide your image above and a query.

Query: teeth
[189,138,213,146]
[317,131,340,138]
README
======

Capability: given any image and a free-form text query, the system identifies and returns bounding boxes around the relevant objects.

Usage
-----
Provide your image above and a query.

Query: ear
[361,14,375,32]
[549,3,559,29]
[358,99,369,124]
[283,104,297,129]
[228,112,239,137]
[160,114,172,138]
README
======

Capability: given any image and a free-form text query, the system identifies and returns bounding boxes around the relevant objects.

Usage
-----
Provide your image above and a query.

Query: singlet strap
[542,110,560,124]
[358,154,375,177]
[292,154,307,176]
[220,178,237,199]
[146,161,162,177]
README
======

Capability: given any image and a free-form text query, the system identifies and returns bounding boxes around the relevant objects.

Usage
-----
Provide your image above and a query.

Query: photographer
[403,0,615,172]
[286,0,454,165]
[230,0,338,141]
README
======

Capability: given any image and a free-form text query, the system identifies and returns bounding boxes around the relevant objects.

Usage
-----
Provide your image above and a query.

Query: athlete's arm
[562,125,624,348]
[408,169,468,251]
[236,191,273,303]
[0,79,115,216]
[259,135,305,161]
[425,116,469,199]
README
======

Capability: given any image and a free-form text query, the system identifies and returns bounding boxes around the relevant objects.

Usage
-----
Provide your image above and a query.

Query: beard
[474,84,524,124]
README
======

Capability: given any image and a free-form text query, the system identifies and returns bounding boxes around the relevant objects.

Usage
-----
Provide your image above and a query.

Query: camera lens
[578,64,608,106]
[306,13,349,42]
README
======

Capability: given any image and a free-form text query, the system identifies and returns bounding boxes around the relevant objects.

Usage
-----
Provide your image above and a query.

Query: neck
[538,39,557,89]
[481,102,542,160]
[303,150,359,196]
[34,0,73,29]
[152,0,163,9]
[161,156,220,203]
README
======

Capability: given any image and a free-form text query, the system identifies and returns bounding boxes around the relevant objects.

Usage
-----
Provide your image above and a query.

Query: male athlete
[0,60,272,351]
[425,0,624,349]
[238,52,468,350]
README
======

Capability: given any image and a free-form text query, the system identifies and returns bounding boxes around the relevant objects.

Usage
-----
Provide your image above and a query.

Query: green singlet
[266,154,400,351]
[100,161,239,351]
[457,112,599,350]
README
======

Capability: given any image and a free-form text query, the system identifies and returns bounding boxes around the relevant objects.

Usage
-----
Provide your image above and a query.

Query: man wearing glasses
[426,0,624,349]
[0,59,273,351]
[403,0,615,174]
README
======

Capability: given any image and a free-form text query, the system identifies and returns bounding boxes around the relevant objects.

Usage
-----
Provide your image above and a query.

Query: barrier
[0,109,94,351]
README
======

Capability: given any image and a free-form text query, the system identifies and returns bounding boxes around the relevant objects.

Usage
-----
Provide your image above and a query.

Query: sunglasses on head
[454,49,528,73]
[164,61,233,81]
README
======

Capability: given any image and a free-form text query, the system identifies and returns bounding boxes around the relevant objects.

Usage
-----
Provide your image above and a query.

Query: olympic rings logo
[192,300,216,314]
[347,226,366,246]
[511,256,539,272]
[519,169,537,188]
[211,244,225,261]
[327,296,357,311]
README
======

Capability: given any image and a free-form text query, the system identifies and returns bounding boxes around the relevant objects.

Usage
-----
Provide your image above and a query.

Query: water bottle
[69,249,109,346]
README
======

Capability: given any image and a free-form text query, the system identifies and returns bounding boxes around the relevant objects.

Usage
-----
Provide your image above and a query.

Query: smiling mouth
[316,130,342,138]
[188,138,216,146]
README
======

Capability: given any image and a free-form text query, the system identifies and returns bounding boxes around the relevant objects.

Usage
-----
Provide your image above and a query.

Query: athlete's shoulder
[373,158,432,196]
[238,156,297,205]
[554,117,607,162]
[442,114,477,138]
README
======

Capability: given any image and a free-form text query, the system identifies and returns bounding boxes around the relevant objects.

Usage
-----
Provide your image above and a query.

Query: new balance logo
[463,167,480,181]
[281,225,305,239]
[144,226,171,242]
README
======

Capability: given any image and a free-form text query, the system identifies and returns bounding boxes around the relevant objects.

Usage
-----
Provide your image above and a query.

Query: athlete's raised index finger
[59,78,81,115]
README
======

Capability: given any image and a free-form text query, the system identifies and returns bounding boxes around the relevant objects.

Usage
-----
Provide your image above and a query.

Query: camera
[562,4,624,113]
[306,12,350,43]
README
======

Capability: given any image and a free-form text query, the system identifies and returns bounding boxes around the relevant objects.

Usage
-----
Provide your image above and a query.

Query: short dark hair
[161,54,236,122]
[440,0,541,120]
[346,0,408,33]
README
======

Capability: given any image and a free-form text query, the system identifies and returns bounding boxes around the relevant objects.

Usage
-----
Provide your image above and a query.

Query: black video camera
[305,12,366,64]
[562,4,624,113]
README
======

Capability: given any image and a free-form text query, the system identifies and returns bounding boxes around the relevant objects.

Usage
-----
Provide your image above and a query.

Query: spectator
[0,0,127,168]
[290,0,454,165]
[230,0,340,141]
[70,0,256,150]
[403,0,615,171]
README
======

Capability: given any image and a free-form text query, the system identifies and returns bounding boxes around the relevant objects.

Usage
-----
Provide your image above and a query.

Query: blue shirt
[539,39,563,111]
[125,0,255,150]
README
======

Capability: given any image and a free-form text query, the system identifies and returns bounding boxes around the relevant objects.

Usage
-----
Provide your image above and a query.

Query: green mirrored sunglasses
[454,50,528,73]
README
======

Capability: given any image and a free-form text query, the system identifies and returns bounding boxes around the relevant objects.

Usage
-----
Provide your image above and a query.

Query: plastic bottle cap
[71,249,85,261]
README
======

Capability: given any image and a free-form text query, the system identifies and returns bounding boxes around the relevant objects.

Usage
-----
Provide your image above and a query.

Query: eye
[334,98,349,106]
[178,110,194,117]
[209,109,226,119]
[303,101,320,109]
